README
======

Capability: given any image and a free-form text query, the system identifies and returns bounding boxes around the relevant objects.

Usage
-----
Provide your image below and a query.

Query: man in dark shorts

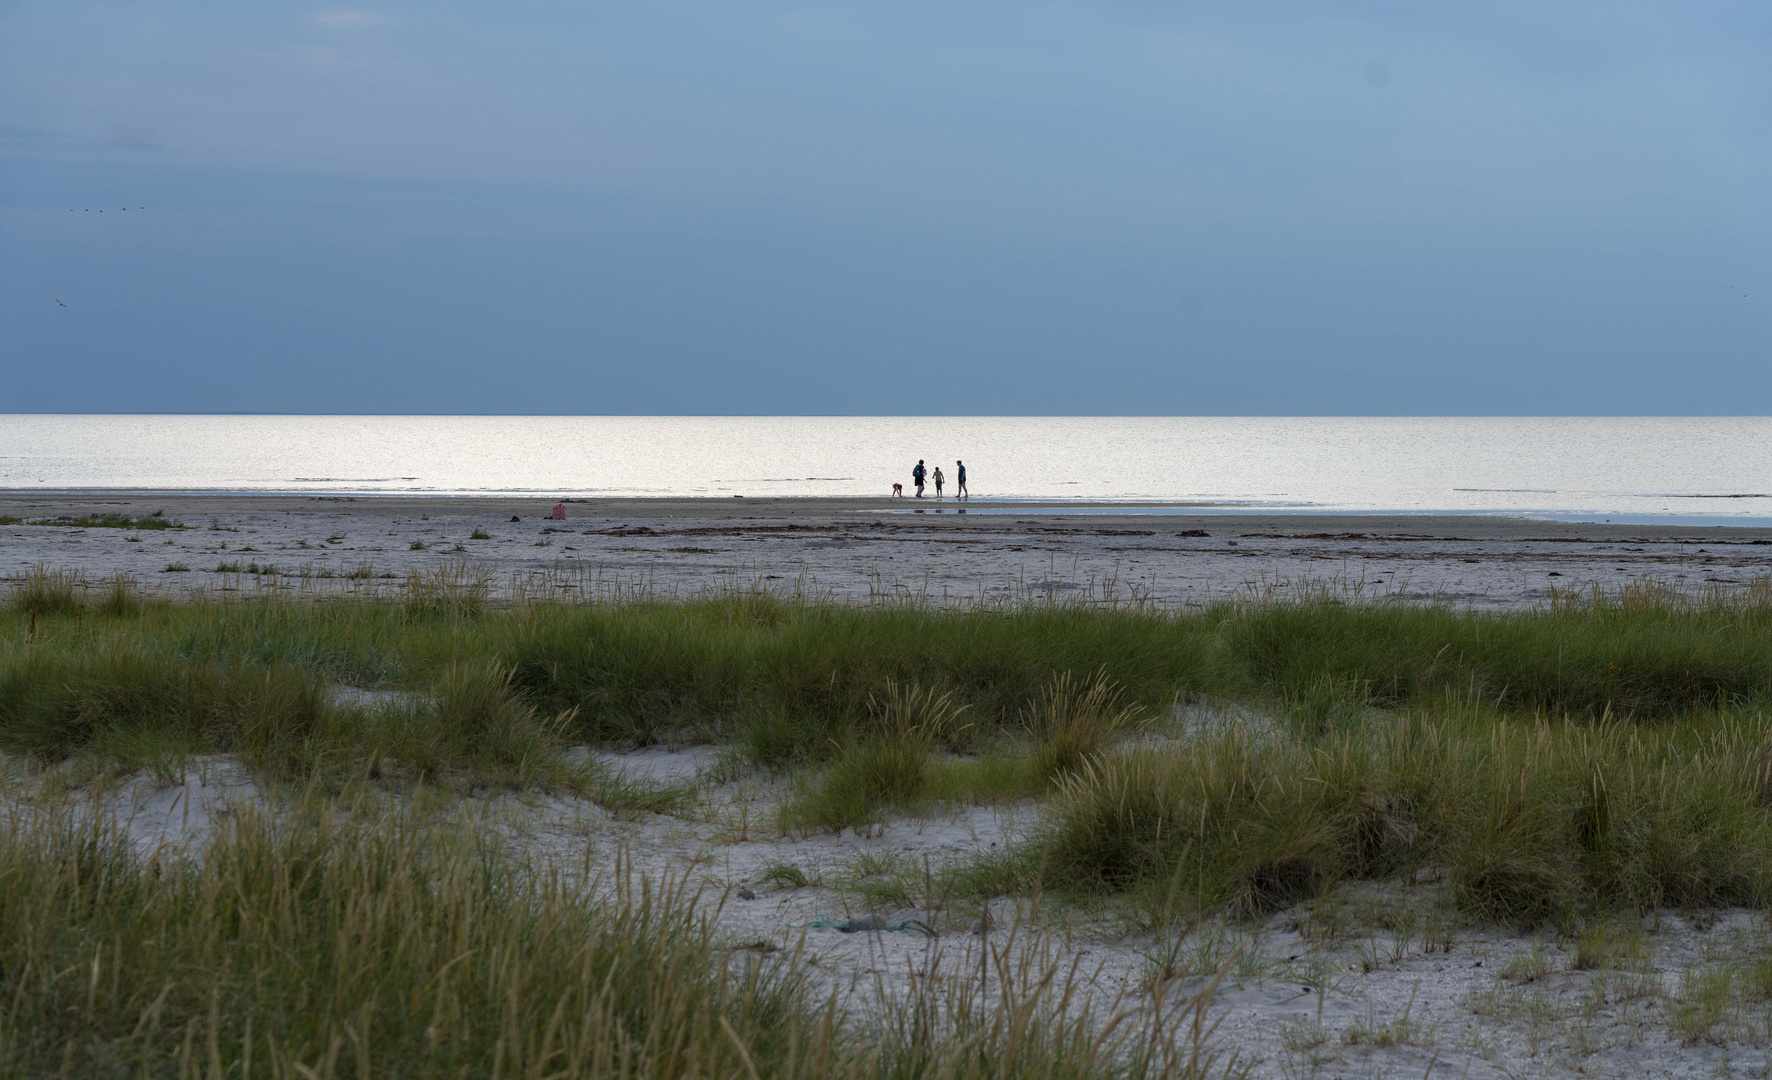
[913,460,926,497]
[955,460,967,500]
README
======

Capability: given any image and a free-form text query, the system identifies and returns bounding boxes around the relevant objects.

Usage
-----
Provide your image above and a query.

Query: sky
[1,1,1769,415]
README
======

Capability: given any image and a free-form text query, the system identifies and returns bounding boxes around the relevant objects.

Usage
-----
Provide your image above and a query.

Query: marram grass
[1035,709,1772,924]
[0,789,1223,1079]
[11,570,1772,927]
[14,573,1772,747]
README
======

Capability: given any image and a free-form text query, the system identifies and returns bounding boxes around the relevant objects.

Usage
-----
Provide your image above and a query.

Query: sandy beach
[16,492,1772,1077]
[5,492,1770,609]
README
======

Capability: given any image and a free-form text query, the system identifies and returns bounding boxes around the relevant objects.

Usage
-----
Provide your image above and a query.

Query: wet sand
[6,493,1771,608]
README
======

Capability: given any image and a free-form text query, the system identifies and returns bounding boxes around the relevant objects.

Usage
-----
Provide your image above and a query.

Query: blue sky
[2,1,1768,414]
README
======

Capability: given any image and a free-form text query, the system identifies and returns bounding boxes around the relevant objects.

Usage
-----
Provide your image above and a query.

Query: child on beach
[956,461,967,500]
[933,466,944,498]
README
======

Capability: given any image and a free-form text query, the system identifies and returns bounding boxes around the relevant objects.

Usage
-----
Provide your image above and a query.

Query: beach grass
[1029,707,1772,926]
[11,565,85,616]
[0,787,1218,1078]
[780,682,970,832]
[26,511,184,530]
[10,572,1772,926]
[782,671,1143,832]
[11,571,1772,1071]
[11,574,1772,741]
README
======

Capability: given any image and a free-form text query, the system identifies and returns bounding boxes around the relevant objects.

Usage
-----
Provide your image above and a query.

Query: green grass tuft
[400,562,490,620]
[1023,669,1144,780]
[756,861,815,890]
[782,683,966,832]
[29,511,183,529]
[94,573,142,617]
[373,662,578,789]
[9,565,83,616]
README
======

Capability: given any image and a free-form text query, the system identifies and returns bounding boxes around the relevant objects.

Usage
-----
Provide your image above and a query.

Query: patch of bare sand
[7,497,1772,610]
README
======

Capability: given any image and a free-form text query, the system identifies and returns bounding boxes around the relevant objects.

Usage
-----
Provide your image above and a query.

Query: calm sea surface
[3,416,1770,524]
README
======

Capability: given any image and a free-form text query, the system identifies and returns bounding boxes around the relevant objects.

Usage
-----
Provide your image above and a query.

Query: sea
[3,416,1770,526]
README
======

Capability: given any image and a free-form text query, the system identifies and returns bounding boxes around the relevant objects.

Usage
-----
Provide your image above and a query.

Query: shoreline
[6,491,1772,541]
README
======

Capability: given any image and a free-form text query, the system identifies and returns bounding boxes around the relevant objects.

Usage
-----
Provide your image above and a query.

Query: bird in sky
[55,300,66,307]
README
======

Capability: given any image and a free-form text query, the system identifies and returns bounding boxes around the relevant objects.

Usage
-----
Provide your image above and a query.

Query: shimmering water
[3,416,1770,522]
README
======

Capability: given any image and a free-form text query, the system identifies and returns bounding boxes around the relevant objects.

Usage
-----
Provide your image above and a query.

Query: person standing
[932,466,945,499]
[913,460,926,497]
[955,460,968,500]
